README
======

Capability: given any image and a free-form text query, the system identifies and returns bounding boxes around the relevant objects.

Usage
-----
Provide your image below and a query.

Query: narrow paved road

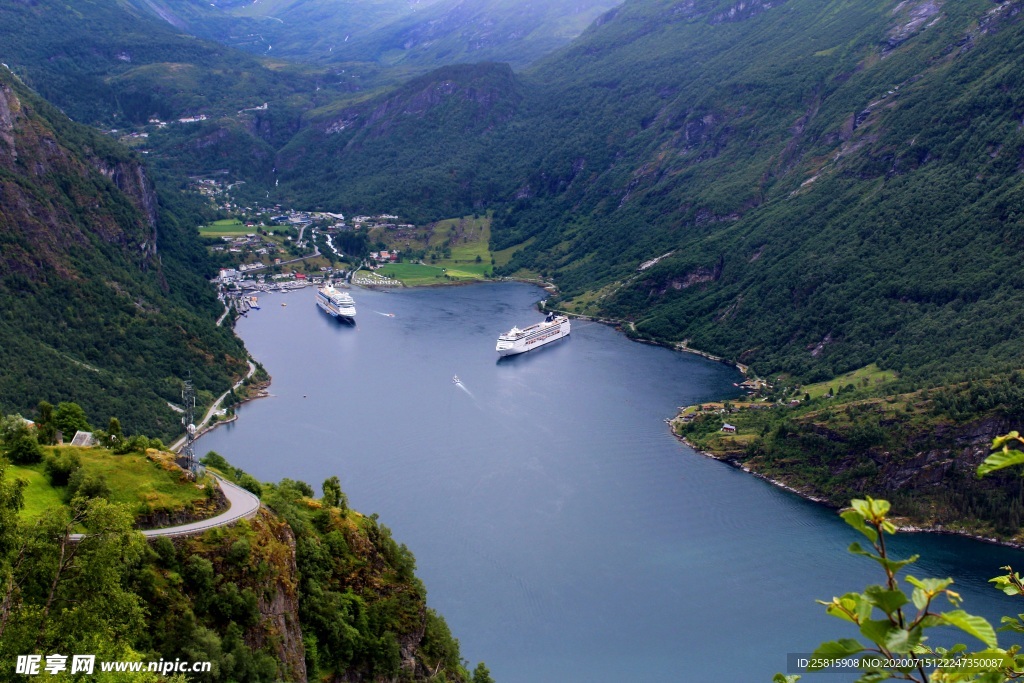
[170,360,257,453]
[138,475,260,538]
[70,475,261,541]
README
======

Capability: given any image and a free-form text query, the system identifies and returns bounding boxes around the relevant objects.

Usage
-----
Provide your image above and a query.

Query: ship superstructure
[496,314,570,356]
[316,284,357,320]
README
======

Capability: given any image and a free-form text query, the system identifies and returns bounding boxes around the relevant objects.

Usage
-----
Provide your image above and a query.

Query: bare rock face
[0,69,160,279]
[0,81,17,162]
[710,0,788,25]
[885,0,942,52]
[248,512,307,683]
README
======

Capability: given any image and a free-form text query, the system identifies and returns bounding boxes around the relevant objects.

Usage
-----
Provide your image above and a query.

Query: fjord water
[199,283,1024,682]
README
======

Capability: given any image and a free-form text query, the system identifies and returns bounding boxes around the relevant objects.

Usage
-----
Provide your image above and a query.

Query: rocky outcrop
[0,68,158,279]
[885,0,942,52]
[135,485,228,530]
[177,508,308,683]
[248,511,307,683]
[710,0,788,25]
[0,80,17,162]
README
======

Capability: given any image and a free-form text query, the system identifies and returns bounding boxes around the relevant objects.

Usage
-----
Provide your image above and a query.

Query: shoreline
[671,430,1024,551]
[192,386,271,443]
[227,278,1024,551]
[538,302,749,376]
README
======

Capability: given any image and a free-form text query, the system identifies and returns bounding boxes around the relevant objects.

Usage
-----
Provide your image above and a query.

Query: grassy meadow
[199,218,250,237]
[8,446,215,522]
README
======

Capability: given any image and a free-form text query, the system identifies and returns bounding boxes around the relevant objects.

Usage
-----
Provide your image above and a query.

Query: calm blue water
[198,282,1024,682]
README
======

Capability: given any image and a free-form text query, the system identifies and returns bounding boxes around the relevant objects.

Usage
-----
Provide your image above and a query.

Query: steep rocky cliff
[0,66,247,438]
[0,73,157,279]
[141,482,473,683]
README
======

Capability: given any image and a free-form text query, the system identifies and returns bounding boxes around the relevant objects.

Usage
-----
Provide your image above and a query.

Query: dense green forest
[0,0,363,126]
[270,0,1024,386]
[677,370,1024,539]
[0,66,246,439]
[7,0,1024,386]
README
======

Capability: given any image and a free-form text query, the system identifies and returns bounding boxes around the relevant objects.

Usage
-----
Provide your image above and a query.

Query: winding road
[169,360,257,453]
[69,475,261,541]
[139,475,260,538]
[75,359,265,542]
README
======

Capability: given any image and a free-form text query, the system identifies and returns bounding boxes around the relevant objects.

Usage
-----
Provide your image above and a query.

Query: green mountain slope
[0,0,353,126]
[274,0,1024,384]
[127,0,438,61]
[129,0,620,71]
[9,0,1024,387]
[0,67,247,438]
[524,0,1024,383]
[276,62,523,220]
[330,0,622,70]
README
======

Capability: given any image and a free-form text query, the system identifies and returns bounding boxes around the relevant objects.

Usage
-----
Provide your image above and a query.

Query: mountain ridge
[0,65,247,438]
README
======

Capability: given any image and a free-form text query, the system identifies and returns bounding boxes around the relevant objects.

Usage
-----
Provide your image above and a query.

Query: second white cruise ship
[496,313,570,356]
[316,284,357,320]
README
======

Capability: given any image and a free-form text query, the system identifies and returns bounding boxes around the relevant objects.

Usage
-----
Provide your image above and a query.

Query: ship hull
[316,290,356,320]
[496,319,570,356]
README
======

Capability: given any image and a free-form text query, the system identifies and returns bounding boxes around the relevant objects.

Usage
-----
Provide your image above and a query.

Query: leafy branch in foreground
[776,432,1024,683]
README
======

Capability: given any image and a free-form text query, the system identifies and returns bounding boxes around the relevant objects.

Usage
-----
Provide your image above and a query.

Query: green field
[6,462,64,519]
[372,214,498,285]
[199,218,249,236]
[802,364,898,399]
[376,263,448,285]
[492,236,535,268]
[8,446,214,521]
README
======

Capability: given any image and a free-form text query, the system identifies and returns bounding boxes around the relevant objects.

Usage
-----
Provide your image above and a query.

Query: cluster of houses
[210,234,281,260]
[369,250,400,263]
[17,417,97,447]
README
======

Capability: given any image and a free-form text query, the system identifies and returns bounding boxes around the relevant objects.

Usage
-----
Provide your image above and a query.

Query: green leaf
[820,593,872,624]
[997,615,1024,633]
[991,432,1020,450]
[865,586,908,615]
[906,576,953,593]
[859,620,921,653]
[977,447,1024,477]
[842,509,878,543]
[812,639,864,662]
[772,675,800,683]
[940,610,998,648]
[851,498,891,522]
[876,554,919,575]
[989,572,1024,596]
[906,575,953,609]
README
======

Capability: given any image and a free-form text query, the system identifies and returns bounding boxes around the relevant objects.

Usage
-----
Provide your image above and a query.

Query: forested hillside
[7,0,1024,388]
[329,0,622,70]
[129,0,619,71]
[0,0,353,126]
[278,0,1024,384]
[0,449,481,683]
[276,62,523,221]
[126,0,439,62]
[0,66,246,438]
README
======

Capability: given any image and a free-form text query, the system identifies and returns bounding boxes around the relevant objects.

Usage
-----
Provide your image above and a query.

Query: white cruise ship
[316,284,357,320]
[496,313,570,356]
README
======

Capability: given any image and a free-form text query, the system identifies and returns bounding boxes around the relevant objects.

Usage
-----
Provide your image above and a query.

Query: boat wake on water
[453,375,474,397]
[375,311,396,317]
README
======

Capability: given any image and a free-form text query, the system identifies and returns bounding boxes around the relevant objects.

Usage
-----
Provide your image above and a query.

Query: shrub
[44,451,81,486]
[6,434,43,464]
